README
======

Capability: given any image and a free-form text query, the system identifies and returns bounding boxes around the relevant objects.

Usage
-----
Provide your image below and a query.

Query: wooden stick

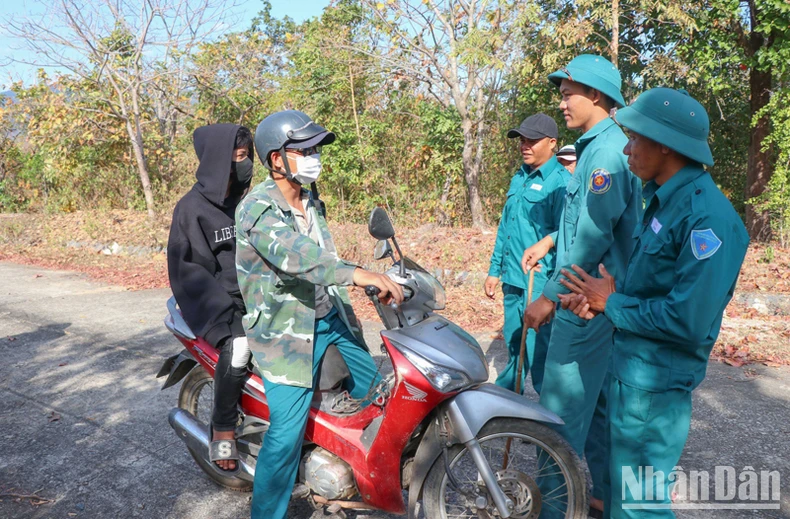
[503,269,535,470]
[514,270,535,397]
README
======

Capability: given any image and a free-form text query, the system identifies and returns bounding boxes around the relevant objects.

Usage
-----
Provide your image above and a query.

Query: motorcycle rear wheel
[178,366,253,492]
[422,418,587,519]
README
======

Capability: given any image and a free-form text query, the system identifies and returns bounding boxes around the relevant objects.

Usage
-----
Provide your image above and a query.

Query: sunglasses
[287,146,321,156]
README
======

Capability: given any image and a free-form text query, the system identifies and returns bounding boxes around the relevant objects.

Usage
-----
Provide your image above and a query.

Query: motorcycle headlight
[430,282,446,310]
[399,346,470,393]
[412,271,446,311]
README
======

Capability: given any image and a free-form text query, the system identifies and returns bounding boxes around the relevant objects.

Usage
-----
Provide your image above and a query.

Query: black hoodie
[167,124,252,347]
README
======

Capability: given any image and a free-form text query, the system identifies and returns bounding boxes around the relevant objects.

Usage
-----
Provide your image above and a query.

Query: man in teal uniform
[520,54,642,515]
[485,113,570,395]
[559,88,749,518]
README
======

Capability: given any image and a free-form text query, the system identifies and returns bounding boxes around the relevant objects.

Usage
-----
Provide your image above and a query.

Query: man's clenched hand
[523,295,556,331]
[353,269,404,305]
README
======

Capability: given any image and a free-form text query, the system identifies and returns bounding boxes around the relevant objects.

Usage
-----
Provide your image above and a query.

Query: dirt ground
[1,210,788,366]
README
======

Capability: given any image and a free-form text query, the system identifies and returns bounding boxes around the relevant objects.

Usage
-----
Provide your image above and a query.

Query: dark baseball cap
[507,113,559,140]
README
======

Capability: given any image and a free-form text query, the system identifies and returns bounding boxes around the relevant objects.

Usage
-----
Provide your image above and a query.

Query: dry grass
[1,210,788,365]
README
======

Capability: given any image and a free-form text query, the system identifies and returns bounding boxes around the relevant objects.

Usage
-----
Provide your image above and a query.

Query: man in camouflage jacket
[235,110,402,519]
[236,174,363,387]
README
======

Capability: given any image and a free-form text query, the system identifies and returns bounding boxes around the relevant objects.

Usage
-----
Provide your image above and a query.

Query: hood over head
[193,123,252,206]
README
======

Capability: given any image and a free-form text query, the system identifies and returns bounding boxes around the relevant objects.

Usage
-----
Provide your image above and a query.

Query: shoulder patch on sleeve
[690,229,722,260]
[589,168,612,194]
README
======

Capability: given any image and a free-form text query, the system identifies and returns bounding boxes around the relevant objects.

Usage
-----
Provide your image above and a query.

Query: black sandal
[209,426,240,475]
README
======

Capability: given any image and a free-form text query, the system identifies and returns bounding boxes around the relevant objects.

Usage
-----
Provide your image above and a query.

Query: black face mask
[231,157,254,185]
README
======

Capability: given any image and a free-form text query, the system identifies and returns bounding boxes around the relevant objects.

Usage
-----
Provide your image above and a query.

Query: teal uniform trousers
[536,310,612,517]
[604,379,692,517]
[250,308,380,519]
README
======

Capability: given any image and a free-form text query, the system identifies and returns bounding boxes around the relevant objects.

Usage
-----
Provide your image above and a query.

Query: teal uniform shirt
[488,155,570,289]
[542,118,642,303]
[605,165,750,392]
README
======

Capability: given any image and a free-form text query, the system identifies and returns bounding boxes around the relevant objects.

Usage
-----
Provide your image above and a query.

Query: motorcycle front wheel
[422,418,587,519]
[178,366,253,492]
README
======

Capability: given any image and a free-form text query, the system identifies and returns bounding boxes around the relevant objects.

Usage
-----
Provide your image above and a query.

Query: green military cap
[548,54,626,108]
[614,87,714,166]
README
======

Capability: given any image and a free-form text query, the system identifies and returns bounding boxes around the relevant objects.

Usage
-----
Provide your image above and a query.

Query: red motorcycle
[158,208,587,518]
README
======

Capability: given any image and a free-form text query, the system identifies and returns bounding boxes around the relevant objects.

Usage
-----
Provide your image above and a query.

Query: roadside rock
[734,292,790,316]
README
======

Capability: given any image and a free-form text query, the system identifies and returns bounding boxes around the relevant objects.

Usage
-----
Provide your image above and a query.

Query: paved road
[1,261,789,519]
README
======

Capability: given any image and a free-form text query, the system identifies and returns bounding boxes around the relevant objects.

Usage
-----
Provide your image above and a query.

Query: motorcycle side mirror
[373,240,393,260]
[368,207,396,240]
[368,207,406,277]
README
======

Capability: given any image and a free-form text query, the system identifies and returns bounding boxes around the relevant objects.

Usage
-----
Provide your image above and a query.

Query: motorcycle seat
[316,344,352,391]
[168,296,350,391]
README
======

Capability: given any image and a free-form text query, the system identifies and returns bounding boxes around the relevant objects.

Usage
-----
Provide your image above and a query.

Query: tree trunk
[436,172,453,226]
[745,65,773,241]
[610,0,619,65]
[349,64,363,144]
[129,86,156,219]
[461,119,486,228]
[154,95,168,139]
[126,118,156,219]
[744,1,773,242]
[348,64,366,171]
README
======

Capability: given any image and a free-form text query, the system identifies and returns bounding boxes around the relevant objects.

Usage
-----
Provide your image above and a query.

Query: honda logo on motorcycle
[402,382,428,402]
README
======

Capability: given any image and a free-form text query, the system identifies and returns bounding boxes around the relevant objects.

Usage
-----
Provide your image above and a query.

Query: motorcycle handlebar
[364,285,414,299]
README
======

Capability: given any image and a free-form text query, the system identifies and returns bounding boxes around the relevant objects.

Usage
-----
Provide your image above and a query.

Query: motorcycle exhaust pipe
[167,408,255,482]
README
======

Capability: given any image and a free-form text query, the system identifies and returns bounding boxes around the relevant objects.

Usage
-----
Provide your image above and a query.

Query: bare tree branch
[349,0,524,227]
[2,0,241,217]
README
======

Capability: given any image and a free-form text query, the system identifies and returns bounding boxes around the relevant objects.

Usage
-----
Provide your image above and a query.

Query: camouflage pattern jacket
[235,177,364,388]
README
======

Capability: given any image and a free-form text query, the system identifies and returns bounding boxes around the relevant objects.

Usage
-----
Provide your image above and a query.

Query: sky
[0,0,331,90]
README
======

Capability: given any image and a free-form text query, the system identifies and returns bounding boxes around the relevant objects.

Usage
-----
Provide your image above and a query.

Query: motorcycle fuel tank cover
[381,315,489,385]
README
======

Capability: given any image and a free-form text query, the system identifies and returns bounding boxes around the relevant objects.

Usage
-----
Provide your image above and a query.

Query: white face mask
[292,153,322,184]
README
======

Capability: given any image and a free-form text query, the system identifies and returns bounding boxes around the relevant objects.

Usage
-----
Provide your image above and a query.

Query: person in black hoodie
[167,123,254,472]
